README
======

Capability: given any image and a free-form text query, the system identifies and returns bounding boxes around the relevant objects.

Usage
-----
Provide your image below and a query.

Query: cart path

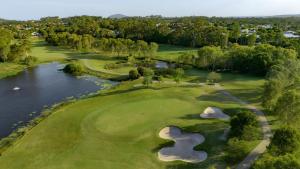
[214,84,272,169]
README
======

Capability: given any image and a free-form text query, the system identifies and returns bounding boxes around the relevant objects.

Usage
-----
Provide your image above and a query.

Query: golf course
[0,38,267,169]
[0,82,261,169]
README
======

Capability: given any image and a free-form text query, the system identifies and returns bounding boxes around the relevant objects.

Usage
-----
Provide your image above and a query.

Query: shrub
[128,69,140,80]
[23,56,38,66]
[253,154,300,169]
[225,138,249,163]
[104,63,119,70]
[240,125,261,140]
[63,62,84,76]
[155,68,176,77]
[229,110,258,139]
[143,68,154,87]
[207,72,222,84]
[268,127,300,155]
[137,67,146,76]
[173,68,185,83]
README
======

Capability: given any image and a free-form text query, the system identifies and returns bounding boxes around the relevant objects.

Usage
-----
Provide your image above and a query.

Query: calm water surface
[0,62,116,138]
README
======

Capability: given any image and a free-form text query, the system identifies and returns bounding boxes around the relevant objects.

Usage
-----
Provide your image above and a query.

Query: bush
[63,63,84,76]
[173,68,185,83]
[240,125,261,140]
[143,68,154,87]
[23,56,38,66]
[128,69,140,80]
[155,68,176,77]
[268,127,300,155]
[229,110,258,139]
[207,72,222,84]
[137,67,146,76]
[104,63,119,70]
[253,154,300,169]
[225,138,249,163]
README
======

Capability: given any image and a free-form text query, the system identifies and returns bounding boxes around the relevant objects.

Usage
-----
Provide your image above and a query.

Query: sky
[1,0,300,20]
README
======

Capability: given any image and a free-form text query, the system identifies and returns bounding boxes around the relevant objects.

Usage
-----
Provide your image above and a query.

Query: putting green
[0,86,241,169]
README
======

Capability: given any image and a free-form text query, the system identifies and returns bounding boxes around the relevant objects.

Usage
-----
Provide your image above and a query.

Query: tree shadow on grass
[179,114,200,120]
[225,88,262,105]
[196,91,235,104]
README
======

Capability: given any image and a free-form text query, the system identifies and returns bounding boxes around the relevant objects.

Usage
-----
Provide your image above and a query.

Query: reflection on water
[0,62,117,138]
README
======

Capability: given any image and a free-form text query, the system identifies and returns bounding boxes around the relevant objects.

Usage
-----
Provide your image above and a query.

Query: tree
[177,52,195,65]
[173,68,184,83]
[148,42,159,58]
[262,59,300,115]
[225,138,249,163]
[129,69,140,80]
[247,33,257,46]
[207,72,222,84]
[63,62,84,76]
[273,90,300,125]
[253,154,300,169]
[23,55,37,66]
[229,110,258,138]
[196,46,224,71]
[143,68,154,87]
[268,127,300,155]
[231,22,241,43]
[0,28,13,62]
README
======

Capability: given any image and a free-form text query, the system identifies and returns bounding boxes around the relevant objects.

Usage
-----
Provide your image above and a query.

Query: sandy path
[158,126,207,163]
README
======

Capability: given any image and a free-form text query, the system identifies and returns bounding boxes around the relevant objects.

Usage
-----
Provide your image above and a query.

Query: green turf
[156,44,198,61]
[30,38,73,63]
[80,58,134,76]
[0,84,255,169]
[0,63,25,79]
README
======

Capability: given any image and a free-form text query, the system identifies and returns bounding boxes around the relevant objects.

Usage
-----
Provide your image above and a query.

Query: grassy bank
[0,63,25,79]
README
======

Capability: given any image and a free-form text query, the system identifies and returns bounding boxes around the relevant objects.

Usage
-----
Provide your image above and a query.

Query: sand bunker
[158,126,207,163]
[200,107,230,120]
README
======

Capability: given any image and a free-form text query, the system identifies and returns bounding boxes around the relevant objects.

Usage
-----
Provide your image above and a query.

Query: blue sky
[1,0,300,20]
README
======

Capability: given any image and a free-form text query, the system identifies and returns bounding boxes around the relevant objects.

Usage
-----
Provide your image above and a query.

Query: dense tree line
[177,44,297,76]
[31,16,300,52]
[45,31,159,58]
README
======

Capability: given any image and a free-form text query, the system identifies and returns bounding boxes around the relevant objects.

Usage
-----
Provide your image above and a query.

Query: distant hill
[108,14,128,19]
[0,18,7,22]
[269,14,300,18]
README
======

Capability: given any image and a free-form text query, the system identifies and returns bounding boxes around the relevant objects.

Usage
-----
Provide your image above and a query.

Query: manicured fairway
[0,85,244,169]
[30,38,72,63]
[156,44,198,61]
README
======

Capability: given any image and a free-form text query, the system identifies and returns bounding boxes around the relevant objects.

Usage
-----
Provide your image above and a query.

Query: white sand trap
[158,126,207,163]
[200,107,230,120]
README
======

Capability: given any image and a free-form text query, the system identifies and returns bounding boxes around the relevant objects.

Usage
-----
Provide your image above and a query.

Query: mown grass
[156,44,198,61]
[0,83,257,169]
[30,38,71,63]
[0,63,25,79]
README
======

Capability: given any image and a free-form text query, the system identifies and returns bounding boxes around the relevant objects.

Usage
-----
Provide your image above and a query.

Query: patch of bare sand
[158,126,207,163]
[200,107,230,120]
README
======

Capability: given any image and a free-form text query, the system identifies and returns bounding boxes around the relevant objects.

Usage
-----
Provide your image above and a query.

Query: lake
[0,62,117,138]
